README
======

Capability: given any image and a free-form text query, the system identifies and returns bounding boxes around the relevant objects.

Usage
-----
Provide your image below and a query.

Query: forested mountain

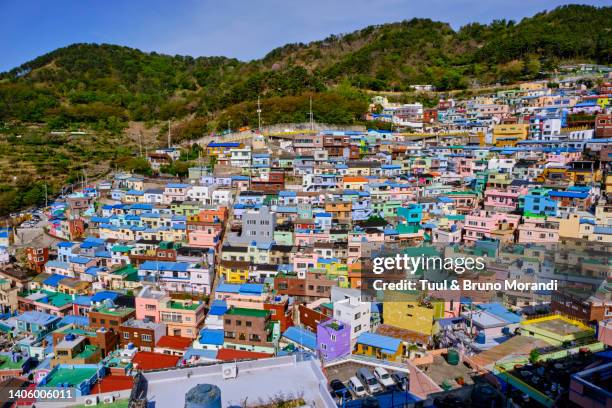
[1,5,610,132]
[0,5,610,215]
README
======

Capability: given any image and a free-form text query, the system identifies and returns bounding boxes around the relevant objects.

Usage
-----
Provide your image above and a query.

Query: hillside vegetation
[1,5,610,131]
[0,5,610,215]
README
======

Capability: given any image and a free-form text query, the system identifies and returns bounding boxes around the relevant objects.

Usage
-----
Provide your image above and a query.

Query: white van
[348,376,368,398]
[373,367,395,388]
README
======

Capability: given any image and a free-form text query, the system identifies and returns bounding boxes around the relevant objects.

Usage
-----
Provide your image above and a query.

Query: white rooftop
[143,355,335,408]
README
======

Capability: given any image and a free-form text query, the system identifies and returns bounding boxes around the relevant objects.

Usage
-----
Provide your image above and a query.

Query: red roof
[90,375,134,393]
[132,351,180,371]
[155,335,192,351]
[216,348,272,361]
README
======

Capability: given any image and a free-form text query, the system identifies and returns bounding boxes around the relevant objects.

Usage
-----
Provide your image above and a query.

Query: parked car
[348,376,368,398]
[357,368,382,394]
[373,367,395,388]
[391,372,409,391]
[330,379,352,401]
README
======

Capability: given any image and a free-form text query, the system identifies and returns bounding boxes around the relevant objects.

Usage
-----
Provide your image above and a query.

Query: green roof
[58,327,96,337]
[167,300,201,310]
[75,345,99,360]
[112,264,138,277]
[44,367,97,387]
[0,355,27,370]
[226,307,270,318]
[111,245,132,253]
[95,306,135,317]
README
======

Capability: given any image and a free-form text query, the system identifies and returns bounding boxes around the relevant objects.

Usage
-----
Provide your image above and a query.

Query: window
[354,325,361,333]
[321,343,327,350]
[246,321,252,327]
[330,334,336,342]
[141,334,152,342]
[123,332,130,340]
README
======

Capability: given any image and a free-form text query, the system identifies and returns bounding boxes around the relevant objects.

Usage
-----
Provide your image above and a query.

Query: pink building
[484,186,527,212]
[214,283,268,310]
[464,210,521,242]
[517,219,560,244]
[294,230,331,246]
[135,286,165,322]
[293,251,318,275]
[187,223,222,249]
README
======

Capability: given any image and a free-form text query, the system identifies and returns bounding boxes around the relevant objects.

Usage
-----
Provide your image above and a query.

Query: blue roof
[356,332,401,354]
[60,315,89,327]
[239,283,264,295]
[43,274,67,287]
[183,348,218,361]
[477,303,522,324]
[548,191,589,199]
[139,261,190,272]
[17,311,60,326]
[198,329,224,346]
[71,256,92,265]
[45,260,69,270]
[209,300,228,316]
[73,295,92,306]
[57,241,76,248]
[594,226,612,235]
[207,142,241,148]
[85,266,104,276]
[282,326,317,350]
[216,283,240,294]
[167,183,190,188]
[91,291,120,302]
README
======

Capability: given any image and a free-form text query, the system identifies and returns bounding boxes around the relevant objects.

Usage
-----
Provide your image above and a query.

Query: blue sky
[1,0,609,72]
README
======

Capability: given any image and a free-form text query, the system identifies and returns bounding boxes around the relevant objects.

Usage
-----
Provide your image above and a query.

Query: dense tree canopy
[0,5,609,132]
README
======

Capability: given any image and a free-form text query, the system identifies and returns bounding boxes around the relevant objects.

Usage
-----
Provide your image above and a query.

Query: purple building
[316,319,351,361]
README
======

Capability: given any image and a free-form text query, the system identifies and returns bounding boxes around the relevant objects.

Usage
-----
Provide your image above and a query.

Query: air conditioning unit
[222,363,238,379]
[103,395,115,404]
[84,396,99,406]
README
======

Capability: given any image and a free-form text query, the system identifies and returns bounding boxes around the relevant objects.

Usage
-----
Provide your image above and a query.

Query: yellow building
[519,315,594,346]
[219,260,250,283]
[492,124,529,147]
[354,332,405,361]
[382,291,444,336]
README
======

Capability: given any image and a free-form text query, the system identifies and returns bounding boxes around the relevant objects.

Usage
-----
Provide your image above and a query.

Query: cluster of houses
[0,77,610,407]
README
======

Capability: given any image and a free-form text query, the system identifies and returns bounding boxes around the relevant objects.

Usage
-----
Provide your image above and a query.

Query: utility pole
[167,119,172,149]
[257,96,262,133]
[309,96,314,131]
[139,132,143,157]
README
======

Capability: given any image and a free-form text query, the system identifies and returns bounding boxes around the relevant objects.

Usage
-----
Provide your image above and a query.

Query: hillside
[0,4,610,215]
[1,5,610,130]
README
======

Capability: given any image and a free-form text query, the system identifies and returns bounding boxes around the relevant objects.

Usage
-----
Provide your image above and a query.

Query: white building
[333,296,371,344]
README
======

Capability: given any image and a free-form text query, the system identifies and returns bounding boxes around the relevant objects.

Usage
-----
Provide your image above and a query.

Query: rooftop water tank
[185,384,221,408]
[476,332,486,344]
[446,348,460,365]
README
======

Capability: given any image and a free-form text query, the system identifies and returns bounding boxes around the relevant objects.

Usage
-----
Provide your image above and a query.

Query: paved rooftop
[143,355,335,408]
